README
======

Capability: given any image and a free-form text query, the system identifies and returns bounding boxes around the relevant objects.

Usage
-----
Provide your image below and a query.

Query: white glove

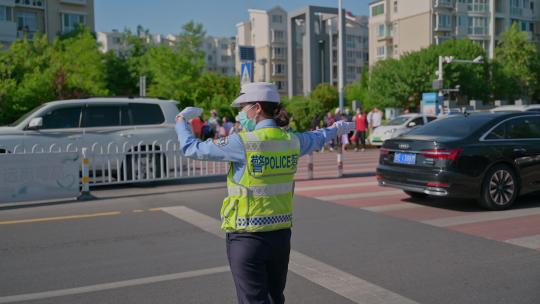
[177,107,203,120]
[333,121,356,136]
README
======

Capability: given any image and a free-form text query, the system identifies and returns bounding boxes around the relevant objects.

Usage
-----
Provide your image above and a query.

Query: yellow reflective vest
[220,127,300,232]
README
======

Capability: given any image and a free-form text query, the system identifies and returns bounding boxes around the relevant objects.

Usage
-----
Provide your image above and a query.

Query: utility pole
[338,0,344,112]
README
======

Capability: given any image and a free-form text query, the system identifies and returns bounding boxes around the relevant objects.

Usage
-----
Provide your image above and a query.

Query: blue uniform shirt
[175,118,337,183]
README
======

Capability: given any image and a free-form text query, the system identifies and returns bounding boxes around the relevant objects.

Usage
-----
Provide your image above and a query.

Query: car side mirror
[407,122,416,128]
[27,117,43,130]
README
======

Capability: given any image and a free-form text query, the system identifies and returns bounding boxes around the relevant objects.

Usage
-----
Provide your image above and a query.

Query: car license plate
[372,136,381,142]
[394,152,416,165]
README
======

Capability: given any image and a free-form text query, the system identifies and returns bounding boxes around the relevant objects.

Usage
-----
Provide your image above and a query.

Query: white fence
[82,140,228,186]
[0,140,228,202]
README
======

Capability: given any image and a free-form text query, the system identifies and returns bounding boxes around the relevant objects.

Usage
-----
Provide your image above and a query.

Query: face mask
[238,105,257,131]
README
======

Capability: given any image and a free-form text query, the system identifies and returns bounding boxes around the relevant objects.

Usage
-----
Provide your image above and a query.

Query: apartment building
[331,15,369,87]
[201,36,236,76]
[97,31,236,77]
[0,0,94,46]
[369,0,539,66]
[97,31,177,54]
[288,6,369,96]
[236,6,288,95]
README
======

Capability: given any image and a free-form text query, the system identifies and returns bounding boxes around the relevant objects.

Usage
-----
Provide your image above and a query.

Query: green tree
[309,83,338,113]
[345,68,369,109]
[283,96,323,132]
[49,27,108,99]
[192,72,240,119]
[367,39,488,110]
[493,23,540,101]
[142,21,205,106]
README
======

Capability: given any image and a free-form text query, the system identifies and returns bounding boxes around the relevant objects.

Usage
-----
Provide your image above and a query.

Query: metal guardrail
[1,140,229,190]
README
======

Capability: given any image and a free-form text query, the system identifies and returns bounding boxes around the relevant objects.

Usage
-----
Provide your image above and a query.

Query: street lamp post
[338,0,344,112]
[434,55,484,112]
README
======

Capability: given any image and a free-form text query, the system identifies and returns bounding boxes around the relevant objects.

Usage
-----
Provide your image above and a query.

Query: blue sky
[95,0,371,37]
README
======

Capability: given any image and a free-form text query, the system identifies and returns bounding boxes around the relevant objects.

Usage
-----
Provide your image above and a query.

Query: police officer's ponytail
[259,102,290,127]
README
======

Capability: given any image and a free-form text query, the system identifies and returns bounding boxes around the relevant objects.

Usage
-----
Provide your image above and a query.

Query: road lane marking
[0,266,230,303]
[505,234,540,250]
[315,190,403,201]
[296,181,378,192]
[132,210,144,213]
[363,203,422,212]
[148,208,162,212]
[422,207,540,227]
[162,206,418,304]
[0,212,121,225]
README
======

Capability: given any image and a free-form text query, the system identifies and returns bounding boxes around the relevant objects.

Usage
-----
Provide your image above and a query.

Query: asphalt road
[1,176,539,304]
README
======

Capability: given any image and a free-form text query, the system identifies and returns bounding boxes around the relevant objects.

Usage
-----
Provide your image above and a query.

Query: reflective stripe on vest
[227,182,293,197]
[236,214,293,228]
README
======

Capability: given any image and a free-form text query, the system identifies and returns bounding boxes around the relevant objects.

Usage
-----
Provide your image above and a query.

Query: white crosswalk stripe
[162,206,419,304]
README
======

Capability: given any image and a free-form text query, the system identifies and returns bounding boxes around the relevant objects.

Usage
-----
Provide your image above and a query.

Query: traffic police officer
[175,82,354,304]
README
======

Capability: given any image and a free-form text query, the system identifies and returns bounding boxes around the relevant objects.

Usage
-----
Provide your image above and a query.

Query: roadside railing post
[337,145,343,178]
[307,152,314,180]
[78,148,95,201]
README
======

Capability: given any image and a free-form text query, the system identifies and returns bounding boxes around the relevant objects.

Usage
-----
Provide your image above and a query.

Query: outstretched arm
[294,121,354,157]
[175,117,245,163]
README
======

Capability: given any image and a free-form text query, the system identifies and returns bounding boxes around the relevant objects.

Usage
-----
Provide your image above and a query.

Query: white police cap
[231,82,280,108]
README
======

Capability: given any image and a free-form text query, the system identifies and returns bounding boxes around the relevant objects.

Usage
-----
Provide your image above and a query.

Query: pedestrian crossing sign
[240,62,252,85]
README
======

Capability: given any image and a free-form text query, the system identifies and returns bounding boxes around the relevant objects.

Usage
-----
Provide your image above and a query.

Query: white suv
[0,97,180,179]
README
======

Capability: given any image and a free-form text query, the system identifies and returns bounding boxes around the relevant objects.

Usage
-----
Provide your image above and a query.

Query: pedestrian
[353,108,367,152]
[222,117,234,135]
[208,109,221,139]
[189,115,204,139]
[323,111,336,152]
[367,107,383,134]
[175,82,354,304]
[228,117,242,135]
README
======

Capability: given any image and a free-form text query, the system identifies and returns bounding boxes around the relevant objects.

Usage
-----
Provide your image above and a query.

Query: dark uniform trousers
[226,228,292,304]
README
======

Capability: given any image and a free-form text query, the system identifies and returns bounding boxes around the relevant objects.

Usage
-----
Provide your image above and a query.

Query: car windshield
[386,116,411,126]
[8,104,47,127]
[406,114,495,138]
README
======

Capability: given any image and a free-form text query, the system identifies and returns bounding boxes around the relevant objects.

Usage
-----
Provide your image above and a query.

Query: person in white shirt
[367,107,382,134]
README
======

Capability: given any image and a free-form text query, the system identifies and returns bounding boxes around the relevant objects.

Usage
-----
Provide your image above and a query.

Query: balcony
[435,24,452,32]
[434,0,453,9]
[376,25,393,42]
[60,0,87,5]
[455,2,468,13]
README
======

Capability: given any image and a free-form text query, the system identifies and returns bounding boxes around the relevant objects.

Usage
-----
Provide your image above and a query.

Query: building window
[221,55,228,62]
[458,15,468,28]
[0,6,12,21]
[272,15,283,23]
[378,24,385,37]
[438,14,451,28]
[468,16,488,35]
[467,0,489,13]
[16,12,37,32]
[376,46,386,58]
[14,0,44,8]
[273,63,284,75]
[371,4,384,16]
[275,81,286,90]
[221,44,228,50]
[273,30,284,42]
[273,47,284,58]
[62,13,85,33]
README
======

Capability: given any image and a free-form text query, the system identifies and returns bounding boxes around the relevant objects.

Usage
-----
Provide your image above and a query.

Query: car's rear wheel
[404,190,428,200]
[479,164,518,210]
